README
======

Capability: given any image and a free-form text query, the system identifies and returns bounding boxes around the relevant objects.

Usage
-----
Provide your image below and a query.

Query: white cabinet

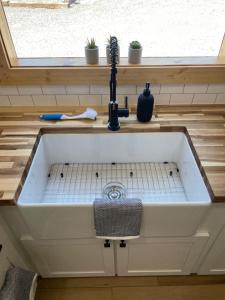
[21,238,115,277]
[0,215,30,283]
[199,226,225,275]
[116,233,209,276]
[21,232,209,278]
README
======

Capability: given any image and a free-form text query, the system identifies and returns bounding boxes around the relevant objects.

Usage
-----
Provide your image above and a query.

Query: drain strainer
[103,182,126,200]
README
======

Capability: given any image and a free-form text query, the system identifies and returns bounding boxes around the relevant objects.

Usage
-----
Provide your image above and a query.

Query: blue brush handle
[40,114,63,120]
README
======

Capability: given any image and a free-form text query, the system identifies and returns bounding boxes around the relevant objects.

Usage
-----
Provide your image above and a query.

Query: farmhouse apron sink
[18,132,211,239]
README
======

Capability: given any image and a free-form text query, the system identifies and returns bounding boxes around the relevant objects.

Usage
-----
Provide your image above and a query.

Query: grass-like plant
[130,41,142,49]
[106,35,112,46]
[106,35,119,46]
[86,38,97,49]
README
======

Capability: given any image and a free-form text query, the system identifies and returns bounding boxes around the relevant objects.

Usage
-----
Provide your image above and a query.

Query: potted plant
[106,35,120,64]
[85,38,99,65]
[128,41,142,64]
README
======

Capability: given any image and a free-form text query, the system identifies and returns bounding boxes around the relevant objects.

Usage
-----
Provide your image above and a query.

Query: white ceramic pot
[85,47,99,65]
[128,47,142,64]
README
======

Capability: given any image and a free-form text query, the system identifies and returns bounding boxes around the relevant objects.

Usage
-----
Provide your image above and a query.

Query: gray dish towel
[0,267,35,300]
[94,198,143,238]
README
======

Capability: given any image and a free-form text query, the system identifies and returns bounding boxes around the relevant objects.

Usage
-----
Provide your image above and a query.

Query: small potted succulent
[128,40,142,64]
[106,35,120,64]
[85,38,99,65]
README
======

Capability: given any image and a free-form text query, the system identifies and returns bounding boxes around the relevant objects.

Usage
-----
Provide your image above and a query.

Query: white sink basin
[17,132,211,239]
[19,132,210,205]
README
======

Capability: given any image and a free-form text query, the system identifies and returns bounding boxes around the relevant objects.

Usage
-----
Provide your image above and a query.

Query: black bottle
[137,82,154,122]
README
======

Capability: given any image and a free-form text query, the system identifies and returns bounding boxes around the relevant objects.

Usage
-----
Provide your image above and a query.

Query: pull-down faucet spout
[108,37,129,131]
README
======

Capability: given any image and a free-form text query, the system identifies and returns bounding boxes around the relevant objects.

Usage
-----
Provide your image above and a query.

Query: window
[2,0,225,59]
[0,0,225,85]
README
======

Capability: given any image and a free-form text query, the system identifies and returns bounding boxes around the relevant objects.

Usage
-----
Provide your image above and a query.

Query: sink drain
[103,182,126,200]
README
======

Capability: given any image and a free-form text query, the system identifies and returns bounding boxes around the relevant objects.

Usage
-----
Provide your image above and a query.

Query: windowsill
[2,56,225,85]
[14,56,224,67]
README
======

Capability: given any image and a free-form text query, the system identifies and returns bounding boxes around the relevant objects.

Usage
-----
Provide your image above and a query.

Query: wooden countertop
[0,105,225,205]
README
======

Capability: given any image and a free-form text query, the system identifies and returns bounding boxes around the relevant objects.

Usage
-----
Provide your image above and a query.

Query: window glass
[3,0,225,58]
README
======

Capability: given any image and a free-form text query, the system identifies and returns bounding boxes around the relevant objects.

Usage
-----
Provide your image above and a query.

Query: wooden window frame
[0,2,225,85]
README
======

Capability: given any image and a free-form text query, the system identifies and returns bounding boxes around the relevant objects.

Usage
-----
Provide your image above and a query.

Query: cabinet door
[116,233,209,276]
[21,238,115,277]
[199,226,225,275]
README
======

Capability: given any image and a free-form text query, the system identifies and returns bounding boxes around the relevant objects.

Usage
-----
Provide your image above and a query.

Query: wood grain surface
[36,275,225,300]
[0,105,224,205]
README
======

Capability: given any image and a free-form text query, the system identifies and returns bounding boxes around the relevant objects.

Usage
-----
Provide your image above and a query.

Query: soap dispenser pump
[137,82,154,122]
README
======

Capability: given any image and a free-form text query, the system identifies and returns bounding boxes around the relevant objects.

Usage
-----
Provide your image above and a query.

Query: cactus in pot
[128,40,142,64]
[85,38,99,65]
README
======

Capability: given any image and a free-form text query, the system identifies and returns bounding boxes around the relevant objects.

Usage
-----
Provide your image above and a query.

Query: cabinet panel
[199,226,225,274]
[19,206,95,239]
[21,238,114,278]
[117,233,209,276]
[142,206,209,237]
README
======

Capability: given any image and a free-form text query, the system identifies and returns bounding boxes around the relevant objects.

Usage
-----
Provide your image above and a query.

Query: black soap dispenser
[137,82,154,122]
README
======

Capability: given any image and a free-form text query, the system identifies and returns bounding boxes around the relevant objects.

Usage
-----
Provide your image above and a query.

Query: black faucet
[108,37,129,131]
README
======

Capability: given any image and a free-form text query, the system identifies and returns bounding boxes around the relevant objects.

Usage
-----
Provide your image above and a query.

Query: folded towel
[0,267,35,300]
[94,198,143,239]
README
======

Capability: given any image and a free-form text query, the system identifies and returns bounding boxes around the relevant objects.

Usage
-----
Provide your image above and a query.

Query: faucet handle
[117,96,129,118]
[124,96,128,109]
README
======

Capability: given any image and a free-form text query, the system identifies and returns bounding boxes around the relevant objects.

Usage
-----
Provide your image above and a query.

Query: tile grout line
[8,95,12,106]
[31,95,35,106]
[168,94,171,105]
[214,94,218,105]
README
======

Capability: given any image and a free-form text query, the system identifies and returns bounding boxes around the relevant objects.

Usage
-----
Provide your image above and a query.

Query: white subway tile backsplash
[41,85,66,95]
[102,94,138,105]
[154,94,170,105]
[79,95,101,106]
[0,96,10,106]
[116,85,136,95]
[56,95,79,106]
[90,85,109,95]
[9,96,34,106]
[119,95,137,105]
[117,95,137,105]
[192,94,217,104]
[184,84,208,94]
[207,84,225,94]
[215,94,225,104]
[32,95,56,106]
[66,85,89,95]
[137,84,160,94]
[0,84,224,107]
[170,94,194,105]
[18,85,42,95]
[160,84,184,94]
[0,86,18,96]
[101,95,109,105]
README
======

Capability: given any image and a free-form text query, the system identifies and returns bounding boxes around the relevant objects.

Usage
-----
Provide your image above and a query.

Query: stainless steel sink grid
[43,162,187,204]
